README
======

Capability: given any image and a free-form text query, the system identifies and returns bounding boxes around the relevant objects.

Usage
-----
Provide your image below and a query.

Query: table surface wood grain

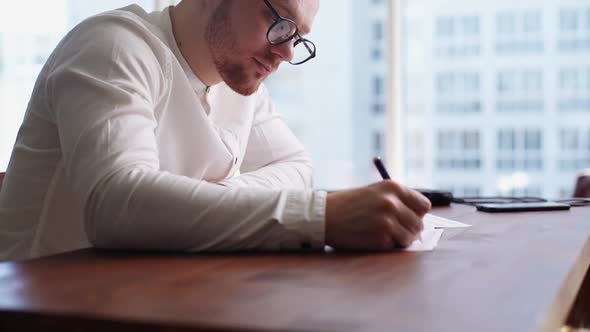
[1,204,589,332]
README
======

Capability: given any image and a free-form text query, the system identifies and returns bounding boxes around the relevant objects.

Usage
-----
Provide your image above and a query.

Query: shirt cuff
[279,190,327,251]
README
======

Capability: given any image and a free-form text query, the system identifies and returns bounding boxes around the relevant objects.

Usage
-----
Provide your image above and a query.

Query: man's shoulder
[60,5,167,54]
[90,4,161,33]
[52,5,169,68]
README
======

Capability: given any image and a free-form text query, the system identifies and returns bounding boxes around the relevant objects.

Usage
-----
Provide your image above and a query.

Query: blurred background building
[402,0,590,198]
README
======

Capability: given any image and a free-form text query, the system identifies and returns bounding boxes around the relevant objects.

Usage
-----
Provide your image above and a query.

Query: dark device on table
[475,202,571,213]
[415,189,453,206]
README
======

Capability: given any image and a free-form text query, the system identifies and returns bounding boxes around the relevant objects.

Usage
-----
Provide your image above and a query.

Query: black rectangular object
[475,202,571,213]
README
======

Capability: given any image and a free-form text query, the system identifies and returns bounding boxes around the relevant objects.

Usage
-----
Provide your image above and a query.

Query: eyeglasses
[263,0,316,65]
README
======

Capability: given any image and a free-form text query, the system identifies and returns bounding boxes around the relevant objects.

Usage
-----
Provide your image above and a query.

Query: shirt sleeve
[219,84,316,190]
[46,15,325,252]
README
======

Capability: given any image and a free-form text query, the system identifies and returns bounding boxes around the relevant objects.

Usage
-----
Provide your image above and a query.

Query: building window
[497,12,516,35]
[558,67,590,112]
[373,76,384,97]
[436,17,454,38]
[560,9,578,32]
[437,72,481,113]
[403,0,590,199]
[523,11,542,33]
[373,21,384,41]
[496,129,543,171]
[496,11,544,54]
[435,15,480,57]
[558,7,590,52]
[373,131,383,155]
[436,130,481,170]
[371,47,382,60]
[372,103,385,115]
[462,16,480,36]
[558,128,590,171]
[496,69,544,112]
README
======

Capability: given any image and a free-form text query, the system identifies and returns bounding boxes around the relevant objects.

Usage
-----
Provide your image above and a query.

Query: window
[373,21,384,41]
[372,103,385,114]
[558,67,590,112]
[436,72,481,113]
[495,69,544,112]
[372,47,383,60]
[559,128,590,171]
[374,76,384,97]
[560,9,578,32]
[436,130,481,170]
[523,11,542,33]
[462,16,480,36]
[435,15,480,57]
[497,13,516,35]
[403,0,586,197]
[558,7,590,52]
[436,17,454,38]
[496,129,543,171]
[496,11,544,54]
[373,131,384,154]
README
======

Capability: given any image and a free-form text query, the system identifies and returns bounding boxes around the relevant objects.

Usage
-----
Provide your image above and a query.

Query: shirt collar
[161,6,209,95]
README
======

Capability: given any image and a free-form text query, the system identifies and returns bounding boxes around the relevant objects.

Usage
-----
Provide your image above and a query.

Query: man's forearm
[85,166,325,252]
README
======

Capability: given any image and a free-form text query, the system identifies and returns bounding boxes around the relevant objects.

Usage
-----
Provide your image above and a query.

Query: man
[0,0,430,261]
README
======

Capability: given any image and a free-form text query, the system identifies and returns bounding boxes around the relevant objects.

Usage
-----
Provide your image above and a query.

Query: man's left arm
[220,86,314,190]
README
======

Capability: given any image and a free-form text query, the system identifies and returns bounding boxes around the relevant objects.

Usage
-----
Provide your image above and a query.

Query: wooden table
[1,204,589,332]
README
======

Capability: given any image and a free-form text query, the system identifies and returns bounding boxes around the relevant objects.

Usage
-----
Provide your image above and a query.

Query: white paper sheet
[405,229,444,251]
[423,213,471,229]
[405,214,471,251]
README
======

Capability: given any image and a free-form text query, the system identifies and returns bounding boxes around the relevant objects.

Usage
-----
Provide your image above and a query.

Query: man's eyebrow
[274,2,311,35]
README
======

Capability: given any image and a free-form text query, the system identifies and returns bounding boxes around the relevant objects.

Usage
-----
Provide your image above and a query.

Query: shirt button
[234,157,238,165]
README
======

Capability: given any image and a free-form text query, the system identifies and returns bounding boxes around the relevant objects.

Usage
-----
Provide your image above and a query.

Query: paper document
[406,229,444,251]
[423,213,471,229]
[405,214,471,251]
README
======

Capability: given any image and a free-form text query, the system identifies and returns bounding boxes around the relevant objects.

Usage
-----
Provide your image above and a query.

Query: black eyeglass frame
[262,0,316,65]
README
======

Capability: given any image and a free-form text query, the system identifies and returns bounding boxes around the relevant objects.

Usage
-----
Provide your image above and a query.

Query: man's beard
[205,1,263,96]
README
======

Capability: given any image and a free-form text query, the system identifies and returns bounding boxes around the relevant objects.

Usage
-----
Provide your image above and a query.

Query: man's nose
[270,40,295,63]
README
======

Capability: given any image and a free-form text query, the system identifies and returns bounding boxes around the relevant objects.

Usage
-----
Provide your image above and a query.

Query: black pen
[373,156,390,180]
[373,156,423,243]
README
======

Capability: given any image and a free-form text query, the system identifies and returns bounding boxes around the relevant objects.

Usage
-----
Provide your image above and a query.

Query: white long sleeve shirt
[0,5,326,261]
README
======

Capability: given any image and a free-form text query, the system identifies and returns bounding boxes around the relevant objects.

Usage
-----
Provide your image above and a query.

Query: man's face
[205,0,319,96]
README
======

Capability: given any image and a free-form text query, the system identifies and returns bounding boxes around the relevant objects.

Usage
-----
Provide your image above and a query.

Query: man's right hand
[325,180,431,251]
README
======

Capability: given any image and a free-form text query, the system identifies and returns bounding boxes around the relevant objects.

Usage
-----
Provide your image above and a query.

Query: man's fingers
[385,217,418,248]
[388,196,423,235]
[382,180,431,215]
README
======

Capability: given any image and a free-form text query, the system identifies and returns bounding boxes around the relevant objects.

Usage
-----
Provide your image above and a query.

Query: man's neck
[169,2,222,87]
